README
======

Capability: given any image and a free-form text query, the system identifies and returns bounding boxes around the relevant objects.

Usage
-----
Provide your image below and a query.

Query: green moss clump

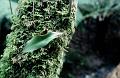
[0,0,75,78]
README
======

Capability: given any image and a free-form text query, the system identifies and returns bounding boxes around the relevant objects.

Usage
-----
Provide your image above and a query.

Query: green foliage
[11,0,19,3]
[0,0,73,78]
[78,4,97,15]
[76,0,120,26]
[23,31,63,52]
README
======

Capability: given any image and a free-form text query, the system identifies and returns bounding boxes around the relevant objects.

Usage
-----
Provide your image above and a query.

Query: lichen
[0,0,75,78]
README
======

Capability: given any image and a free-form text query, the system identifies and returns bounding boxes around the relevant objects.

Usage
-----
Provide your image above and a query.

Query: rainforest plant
[76,0,120,26]
[0,0,77,78]
[1,0,120,78]
[61,0,120,77]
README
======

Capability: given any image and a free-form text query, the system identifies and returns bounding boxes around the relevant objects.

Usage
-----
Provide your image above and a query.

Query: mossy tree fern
[0,0,77,78]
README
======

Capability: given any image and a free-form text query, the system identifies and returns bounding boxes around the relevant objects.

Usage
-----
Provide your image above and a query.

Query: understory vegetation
[0,0,75,78]
[0,0,120,78]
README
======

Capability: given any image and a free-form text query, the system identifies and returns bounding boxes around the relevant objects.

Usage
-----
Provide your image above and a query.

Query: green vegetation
[0,0,75,78]
[1,0,120,78]
[23,31,63,53]
[76,0,120,26]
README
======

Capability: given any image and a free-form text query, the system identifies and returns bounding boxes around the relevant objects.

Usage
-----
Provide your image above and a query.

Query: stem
[33,1,35,26]
[9,0,13,14]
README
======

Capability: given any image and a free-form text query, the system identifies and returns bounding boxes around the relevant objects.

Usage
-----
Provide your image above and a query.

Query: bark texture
[0,0,76,78]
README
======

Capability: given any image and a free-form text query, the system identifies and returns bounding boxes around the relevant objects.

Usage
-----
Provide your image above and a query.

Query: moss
[0,0,75,78]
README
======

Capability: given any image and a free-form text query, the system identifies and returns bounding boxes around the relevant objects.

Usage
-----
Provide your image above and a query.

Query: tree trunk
[0,0,77,78]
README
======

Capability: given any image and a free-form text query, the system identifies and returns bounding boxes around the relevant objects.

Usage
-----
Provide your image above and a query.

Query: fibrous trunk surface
[0,0,76,78]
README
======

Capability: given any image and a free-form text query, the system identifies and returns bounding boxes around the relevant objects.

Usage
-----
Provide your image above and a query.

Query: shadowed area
[60,12,120,78]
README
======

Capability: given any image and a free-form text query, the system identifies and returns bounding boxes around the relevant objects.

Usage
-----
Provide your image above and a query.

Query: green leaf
[23,31,63,53]
[0,0,18,19]
[78,4,97,15]
[76,0,120,27]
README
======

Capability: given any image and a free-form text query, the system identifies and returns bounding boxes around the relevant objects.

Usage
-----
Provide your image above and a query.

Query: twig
[9,0,13,14]
[33,0,35,26]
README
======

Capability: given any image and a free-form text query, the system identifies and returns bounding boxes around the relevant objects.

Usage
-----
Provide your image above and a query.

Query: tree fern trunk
[0,0,77,78]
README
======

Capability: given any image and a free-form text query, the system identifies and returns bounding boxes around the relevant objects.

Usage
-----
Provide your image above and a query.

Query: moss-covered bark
[0,0,76,78]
